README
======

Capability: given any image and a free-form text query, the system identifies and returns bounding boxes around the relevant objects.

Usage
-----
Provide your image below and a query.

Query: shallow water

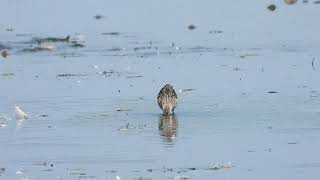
[1,0,320,179]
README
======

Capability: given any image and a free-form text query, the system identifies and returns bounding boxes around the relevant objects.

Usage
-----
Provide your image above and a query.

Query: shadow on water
[158,115,178,144]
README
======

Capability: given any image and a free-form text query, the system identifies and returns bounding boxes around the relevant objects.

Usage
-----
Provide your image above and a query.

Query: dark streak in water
[70,42,85,48]
[125,75,143,79]
[312,57,316,70]
[57,73,88,77]
[181,89,196,92]
[32,35,70,44]
[188,24,196,30]
[101,32,121,36]
[0,168,5,176]
[267,91,278,94]
[267,4,276,11]
[134,46,152,51]
[106,47,122,52]
[16,33,34,37]
[294,163,320,168]
[288,142,297,145]
[116,109,132,112]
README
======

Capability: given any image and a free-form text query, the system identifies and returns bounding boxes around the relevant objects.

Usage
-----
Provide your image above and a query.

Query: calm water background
[1,0,320,179]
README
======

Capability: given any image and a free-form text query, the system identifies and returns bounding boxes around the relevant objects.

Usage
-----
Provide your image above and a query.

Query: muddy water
[1,0,320,180]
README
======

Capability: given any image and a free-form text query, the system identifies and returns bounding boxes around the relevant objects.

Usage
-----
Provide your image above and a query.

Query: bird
[157,84,177,115]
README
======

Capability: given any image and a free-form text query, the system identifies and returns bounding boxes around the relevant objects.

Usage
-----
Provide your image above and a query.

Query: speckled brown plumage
[157,84,177,115]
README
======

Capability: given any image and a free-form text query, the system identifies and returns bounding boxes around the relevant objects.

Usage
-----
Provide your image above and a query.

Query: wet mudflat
[1,0,320,179]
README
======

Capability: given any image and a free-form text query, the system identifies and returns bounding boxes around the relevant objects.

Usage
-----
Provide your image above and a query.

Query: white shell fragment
[15,105,29,119]
[16,170,24,174]
[174,175,188,180]
[207,161,232,170]
[39,42,55,50]
[0,123,8,128]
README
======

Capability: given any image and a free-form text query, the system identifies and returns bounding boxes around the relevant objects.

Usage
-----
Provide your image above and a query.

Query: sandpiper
[157,84,177,115]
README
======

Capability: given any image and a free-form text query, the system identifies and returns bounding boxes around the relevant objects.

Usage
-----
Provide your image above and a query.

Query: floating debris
[15,105,29,119]
[284,0,298,4]
[0,73,15,77]
[1,50,9,58]
[188,24,196,30]
[94,14,104,20]
[267,91,278,94]
[267,4,277,11]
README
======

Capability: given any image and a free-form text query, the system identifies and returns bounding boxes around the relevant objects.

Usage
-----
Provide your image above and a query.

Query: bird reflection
[158,115,178,143]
